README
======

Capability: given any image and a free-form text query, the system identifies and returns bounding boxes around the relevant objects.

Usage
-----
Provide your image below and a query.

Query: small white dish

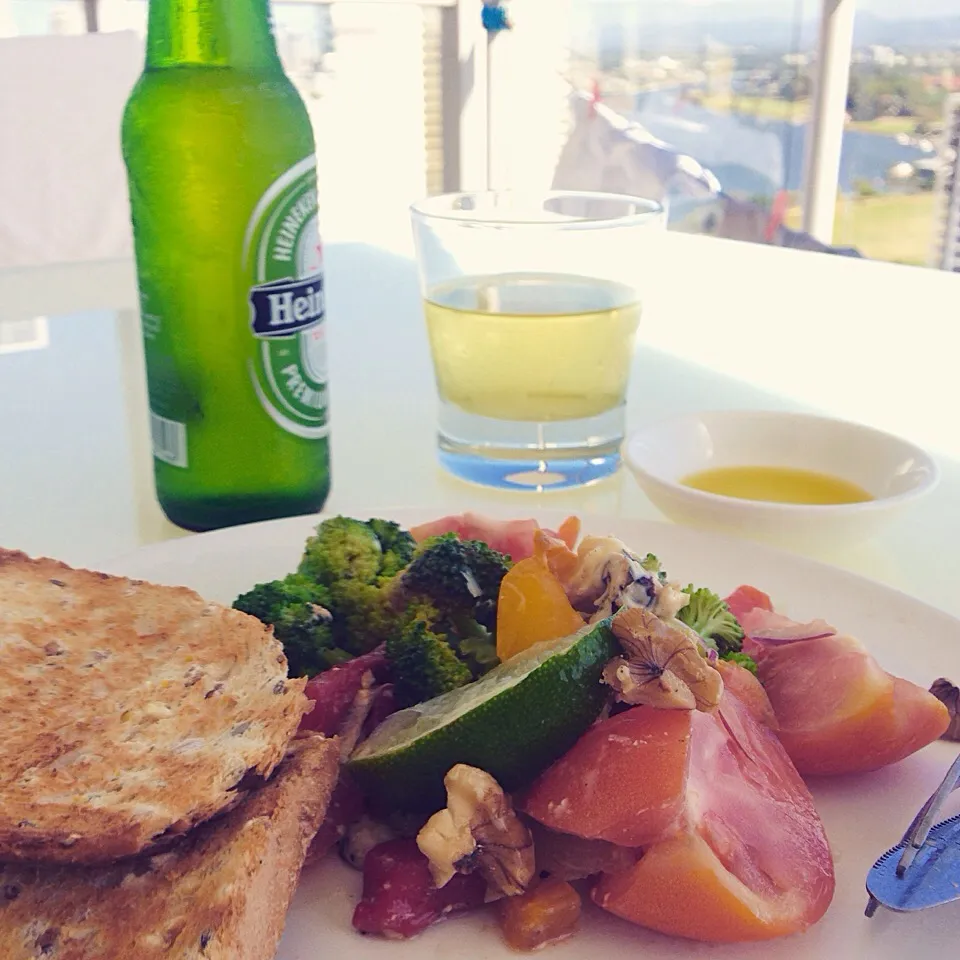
[624,410,940,550]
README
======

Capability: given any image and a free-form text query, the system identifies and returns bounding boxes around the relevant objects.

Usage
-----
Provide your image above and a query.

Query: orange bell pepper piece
[496,556,585,661]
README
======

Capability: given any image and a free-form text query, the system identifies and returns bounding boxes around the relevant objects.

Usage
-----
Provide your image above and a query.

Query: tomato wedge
[522,707,689,848]
[523,691,835,942]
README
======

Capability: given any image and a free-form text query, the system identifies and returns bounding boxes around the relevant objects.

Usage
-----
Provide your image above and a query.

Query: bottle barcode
[150,412,188,468]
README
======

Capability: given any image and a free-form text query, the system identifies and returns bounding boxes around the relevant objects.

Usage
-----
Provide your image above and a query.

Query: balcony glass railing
[7,0,960,268]
[566,0,820,245]
[563,0,960,267]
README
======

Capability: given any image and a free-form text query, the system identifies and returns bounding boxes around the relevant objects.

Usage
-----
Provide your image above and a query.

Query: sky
[574,0,959,15]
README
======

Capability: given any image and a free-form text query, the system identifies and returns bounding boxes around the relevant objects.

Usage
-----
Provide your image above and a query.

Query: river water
[632,89,930,196]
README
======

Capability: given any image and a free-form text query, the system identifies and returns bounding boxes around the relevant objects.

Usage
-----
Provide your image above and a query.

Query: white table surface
[1,226,958,617]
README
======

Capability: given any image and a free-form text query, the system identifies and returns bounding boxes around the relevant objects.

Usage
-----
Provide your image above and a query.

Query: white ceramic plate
[103,510,960,960]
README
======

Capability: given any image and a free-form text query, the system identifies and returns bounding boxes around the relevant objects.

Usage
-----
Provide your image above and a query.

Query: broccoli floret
[385,616,473,707]
[412,597,500,677]
[399,534,510,629]
[723,651,759,675]
[298,516,418,586]
[640,553,668,584]
[233,574,346,677]
[457,630,500,675]
[366,519,417,580]
[299,516,383,585]
[233,577,302,625]
[383,596,499,700]
[379,535,509,693]
[238,519,506,705]
[675,585,745,658]
[327,578,396,656]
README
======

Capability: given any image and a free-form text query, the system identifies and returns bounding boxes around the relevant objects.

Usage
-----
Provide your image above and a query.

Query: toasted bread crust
[0,734,340,960]
[0,549,311,864]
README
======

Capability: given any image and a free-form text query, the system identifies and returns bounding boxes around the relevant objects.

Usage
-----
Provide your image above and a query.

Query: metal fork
[866,752,960,918]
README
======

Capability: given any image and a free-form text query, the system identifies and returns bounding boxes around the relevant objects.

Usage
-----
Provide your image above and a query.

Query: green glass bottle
[122,0,330,532]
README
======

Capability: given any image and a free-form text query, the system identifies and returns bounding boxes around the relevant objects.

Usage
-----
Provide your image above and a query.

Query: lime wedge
[346,620,617,811]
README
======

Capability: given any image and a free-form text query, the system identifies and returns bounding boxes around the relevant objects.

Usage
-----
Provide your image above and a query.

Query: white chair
[0,31,151,536]
[0,31,142,271]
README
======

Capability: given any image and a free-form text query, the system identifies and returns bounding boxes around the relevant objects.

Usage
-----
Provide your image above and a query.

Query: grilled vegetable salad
[233,513,949,951]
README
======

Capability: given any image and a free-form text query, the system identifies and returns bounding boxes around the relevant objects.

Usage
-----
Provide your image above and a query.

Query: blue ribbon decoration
[482,0,511,33]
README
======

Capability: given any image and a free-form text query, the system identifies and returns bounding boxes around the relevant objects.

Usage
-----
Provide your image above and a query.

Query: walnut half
[604,607,723,712]
[416,765,534,897]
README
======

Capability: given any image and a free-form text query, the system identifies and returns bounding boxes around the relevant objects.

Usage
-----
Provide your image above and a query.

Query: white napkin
[0,31,143,270]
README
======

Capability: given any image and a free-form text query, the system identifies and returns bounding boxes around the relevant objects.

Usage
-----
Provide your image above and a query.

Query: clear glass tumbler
[410,190,664,490]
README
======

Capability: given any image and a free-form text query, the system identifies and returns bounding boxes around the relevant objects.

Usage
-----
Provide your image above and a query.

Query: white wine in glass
[424,272,641,423]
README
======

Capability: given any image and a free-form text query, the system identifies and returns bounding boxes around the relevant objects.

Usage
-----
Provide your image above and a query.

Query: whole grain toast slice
[0,733,340,960]
[0,549,312,865]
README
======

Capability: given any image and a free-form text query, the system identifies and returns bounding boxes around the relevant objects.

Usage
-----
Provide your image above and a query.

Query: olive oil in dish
[681,466,874,505]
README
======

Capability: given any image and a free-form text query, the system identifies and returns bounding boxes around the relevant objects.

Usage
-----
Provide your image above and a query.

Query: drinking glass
[410,190,664,490]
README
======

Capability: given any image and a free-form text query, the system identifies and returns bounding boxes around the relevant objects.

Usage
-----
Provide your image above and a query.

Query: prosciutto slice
[731,598,949,776]
[409,512,579,560]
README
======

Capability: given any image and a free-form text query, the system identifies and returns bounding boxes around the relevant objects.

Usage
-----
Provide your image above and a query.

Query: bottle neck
[145,0,282,70]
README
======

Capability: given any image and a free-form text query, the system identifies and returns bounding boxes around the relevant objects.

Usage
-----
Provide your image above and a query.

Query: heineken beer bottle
[122,0,330,531]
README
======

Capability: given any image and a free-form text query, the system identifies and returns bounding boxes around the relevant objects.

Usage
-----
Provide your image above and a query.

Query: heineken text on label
[244,154,329,440]
[249,277,325,337]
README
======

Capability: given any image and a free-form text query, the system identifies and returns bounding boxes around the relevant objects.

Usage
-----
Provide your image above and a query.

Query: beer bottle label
[244,154,328,439]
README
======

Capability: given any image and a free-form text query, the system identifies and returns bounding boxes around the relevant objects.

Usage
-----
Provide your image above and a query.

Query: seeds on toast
[0,735,340,960]
[0,549,312,865]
